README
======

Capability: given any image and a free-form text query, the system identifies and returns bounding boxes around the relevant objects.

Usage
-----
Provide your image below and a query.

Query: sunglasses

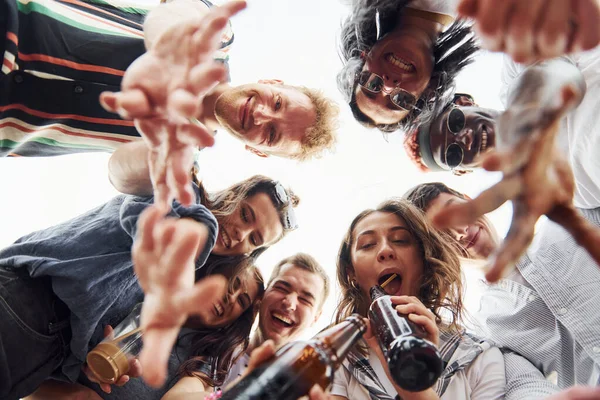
[271,182,299,231]
[357,71,418,111]
[444,107,466,169]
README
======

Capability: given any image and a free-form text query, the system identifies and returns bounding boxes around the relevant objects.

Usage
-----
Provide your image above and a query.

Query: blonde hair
[334,198,464,334]
[293,86,339,161]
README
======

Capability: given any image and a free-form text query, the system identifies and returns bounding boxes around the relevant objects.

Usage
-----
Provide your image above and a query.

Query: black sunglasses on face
[444,108,467,169]
[357,71,418,111]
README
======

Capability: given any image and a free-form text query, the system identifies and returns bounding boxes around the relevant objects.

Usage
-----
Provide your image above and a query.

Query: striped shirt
[0,0,232,157]
[476,207,600,398]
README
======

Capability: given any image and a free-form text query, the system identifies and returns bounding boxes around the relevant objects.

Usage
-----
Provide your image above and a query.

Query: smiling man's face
[258,263,324,346]
[428,105,500,170]
[214,81,316,158]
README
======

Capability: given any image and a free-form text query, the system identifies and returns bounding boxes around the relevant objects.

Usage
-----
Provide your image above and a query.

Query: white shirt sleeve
[466,347,506,400]
[329,366,350,398]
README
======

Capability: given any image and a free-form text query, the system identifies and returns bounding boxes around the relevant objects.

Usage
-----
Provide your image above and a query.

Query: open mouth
[213,301,225,317]
[384,53,415,73]
[271,311,295,329]
[219,227,232,249]
[240,96,253,130]
[480,125,489,153]
[378,273,403,295]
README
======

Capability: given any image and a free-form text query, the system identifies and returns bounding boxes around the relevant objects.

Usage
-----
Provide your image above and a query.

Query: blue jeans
[0,267,71,400]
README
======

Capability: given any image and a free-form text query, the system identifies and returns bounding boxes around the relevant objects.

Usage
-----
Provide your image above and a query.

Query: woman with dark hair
[337,0,478,134]
[404,182,499,260]
[330,198,505,399]
[0,174,298,400]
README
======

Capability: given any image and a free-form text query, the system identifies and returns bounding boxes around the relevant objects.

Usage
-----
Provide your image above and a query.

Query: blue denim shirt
[0,186,217,382]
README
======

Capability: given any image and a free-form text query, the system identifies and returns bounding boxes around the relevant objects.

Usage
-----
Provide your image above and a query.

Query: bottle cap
[86,342,130,383]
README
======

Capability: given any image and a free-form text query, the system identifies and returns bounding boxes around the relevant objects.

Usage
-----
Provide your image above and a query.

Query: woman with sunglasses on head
[404,181,600,399]
[328,198,505,400]
[0,174,298,400]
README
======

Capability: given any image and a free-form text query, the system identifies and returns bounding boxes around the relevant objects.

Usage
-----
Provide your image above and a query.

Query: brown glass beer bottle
[368,285,443,392]
[221,314,366,400]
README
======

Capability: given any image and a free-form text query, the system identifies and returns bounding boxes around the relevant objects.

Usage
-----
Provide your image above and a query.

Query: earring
[350,280,360,290]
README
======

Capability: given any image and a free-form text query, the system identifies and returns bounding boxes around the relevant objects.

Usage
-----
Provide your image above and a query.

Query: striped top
[0,0,232,157]
[476,207,600,397]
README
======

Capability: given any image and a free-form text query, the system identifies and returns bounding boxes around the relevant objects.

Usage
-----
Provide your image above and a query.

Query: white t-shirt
[500,47,600,209]
[330,347,505,400]
[218,352,250,391]
[408,0,459,18]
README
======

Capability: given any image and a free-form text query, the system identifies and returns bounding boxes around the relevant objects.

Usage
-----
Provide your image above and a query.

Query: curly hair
[293,86,339,161]
[403,126,430,172]
[334,198,464,339]
[337,0,478,133]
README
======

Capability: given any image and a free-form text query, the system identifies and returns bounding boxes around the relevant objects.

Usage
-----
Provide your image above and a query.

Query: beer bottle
[221,314,367,400]
[368,285,443,392]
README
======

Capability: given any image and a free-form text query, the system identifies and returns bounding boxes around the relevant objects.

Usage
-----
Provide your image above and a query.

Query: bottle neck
[315,315,366,369]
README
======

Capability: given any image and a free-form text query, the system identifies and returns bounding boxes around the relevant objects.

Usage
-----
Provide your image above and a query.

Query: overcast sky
[0,0,514,337]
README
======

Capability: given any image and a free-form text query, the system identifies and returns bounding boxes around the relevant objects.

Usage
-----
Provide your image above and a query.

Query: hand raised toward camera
[132,205,227,387]
[433,87,600,282]
[101,1,246,209]
[458,0,600,63]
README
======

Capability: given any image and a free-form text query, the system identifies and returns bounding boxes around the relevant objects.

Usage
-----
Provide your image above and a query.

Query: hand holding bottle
[389,296,440,347]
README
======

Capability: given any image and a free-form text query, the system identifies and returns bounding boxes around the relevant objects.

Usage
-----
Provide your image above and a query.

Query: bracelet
[205,390,222,400]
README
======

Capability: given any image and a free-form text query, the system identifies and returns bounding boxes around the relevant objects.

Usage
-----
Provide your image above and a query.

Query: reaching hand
[432,87,600,282]
[132,205,227,387]
[546,386,600,400]
[100,1,247,209]
[83,325,143,393]
[458,0,600,63]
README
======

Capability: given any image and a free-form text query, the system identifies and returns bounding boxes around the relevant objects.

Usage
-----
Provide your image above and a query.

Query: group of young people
[1,0,600,399]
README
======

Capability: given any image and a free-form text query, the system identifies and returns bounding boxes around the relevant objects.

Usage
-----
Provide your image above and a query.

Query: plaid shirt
[477,207,600,398]
[338,330,493,400]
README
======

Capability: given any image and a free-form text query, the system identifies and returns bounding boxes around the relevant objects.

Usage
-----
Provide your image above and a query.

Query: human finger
[188,62,227,97]
[165,146,195,206]
[159,222,204,288]
[136,206,162,252]
[433,175,521,229]
[456,0,478,17]
[167,89,200,120]
[191,1,247,63]
[395,303,436,321]
[99,92,119,113]
[473,0,514,50]
[82,364,113,393]
[308,384,330,400]
[407,314,439,346]
[117,89,154,119]
[246,339,276,374]
[175,275,228,319]
[147,150,171,210]
[154,219,177,259]
[536,0,570,59]
[114,374,130,387]
[178,121,215,149]
[570,0,600,52]
[504,0,544,63]
[486,205,538,282]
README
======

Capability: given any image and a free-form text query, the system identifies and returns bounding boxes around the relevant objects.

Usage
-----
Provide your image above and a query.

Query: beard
[214,91,243,139]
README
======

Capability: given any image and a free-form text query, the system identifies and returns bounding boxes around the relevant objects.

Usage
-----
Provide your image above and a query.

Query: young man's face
[428,105,500,170]
[215,81,316,158]
[258,264,325,346]
[354,23,435,126]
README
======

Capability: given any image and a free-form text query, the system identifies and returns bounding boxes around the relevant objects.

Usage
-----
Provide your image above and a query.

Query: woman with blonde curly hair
[329,198,505,400]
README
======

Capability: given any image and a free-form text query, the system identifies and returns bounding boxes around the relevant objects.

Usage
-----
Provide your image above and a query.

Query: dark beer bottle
[221,314,367,400]
[368,285,443,392]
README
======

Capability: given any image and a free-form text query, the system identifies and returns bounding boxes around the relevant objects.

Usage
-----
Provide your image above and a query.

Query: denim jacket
[0,186,217,382]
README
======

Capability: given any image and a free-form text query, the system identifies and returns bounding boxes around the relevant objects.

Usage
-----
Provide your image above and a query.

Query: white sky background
[0,0,513,337]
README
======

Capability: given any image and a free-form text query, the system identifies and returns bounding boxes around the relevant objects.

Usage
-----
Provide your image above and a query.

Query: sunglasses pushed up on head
[270,182,298,231]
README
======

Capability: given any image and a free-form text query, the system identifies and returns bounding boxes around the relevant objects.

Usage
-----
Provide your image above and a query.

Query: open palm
[101,1,246,208]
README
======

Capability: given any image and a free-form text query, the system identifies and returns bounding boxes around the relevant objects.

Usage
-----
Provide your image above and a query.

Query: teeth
[221,229,231,248]
[273,313,293,326]
[385,53,414,72]
[481,128,488,152]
